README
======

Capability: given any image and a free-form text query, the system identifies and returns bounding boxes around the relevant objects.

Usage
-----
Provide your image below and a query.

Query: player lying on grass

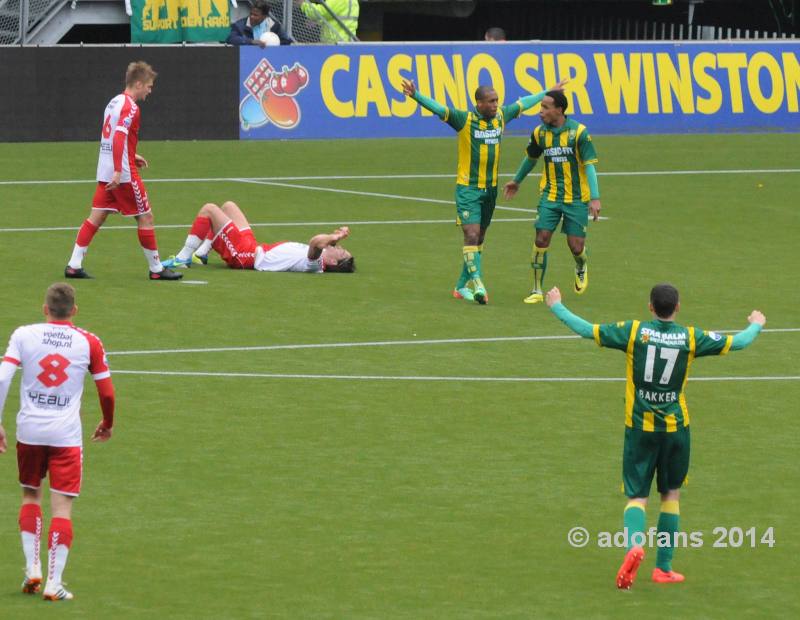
[161,201,355,273]
[545,283,765,590]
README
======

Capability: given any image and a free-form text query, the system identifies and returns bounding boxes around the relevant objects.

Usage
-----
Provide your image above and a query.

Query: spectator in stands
[484,27,507,41]
[293,0,359,43]
[227,0,292,46]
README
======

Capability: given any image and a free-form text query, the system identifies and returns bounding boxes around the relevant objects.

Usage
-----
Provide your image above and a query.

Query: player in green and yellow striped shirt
[401,78,566,305]
[546,283,766,590]
[504,90,601,304]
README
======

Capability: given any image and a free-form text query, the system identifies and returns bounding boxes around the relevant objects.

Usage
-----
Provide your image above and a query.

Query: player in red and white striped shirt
[162,201,355,273]
[0,283,115,601]
[64,61,181,281]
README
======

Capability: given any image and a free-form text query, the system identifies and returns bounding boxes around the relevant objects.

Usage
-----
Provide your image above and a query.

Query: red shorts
[17,443,83,497]
[92,178,150,217]
[212,221,259,269]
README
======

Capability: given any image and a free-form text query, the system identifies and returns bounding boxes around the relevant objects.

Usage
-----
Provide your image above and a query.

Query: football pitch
[0,134,798,618]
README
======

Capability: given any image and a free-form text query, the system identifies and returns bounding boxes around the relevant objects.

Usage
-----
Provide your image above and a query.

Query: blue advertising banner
[239,41,800,140]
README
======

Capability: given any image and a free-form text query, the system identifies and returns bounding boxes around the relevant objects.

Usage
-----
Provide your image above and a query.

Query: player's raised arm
[729,310,766,351]
[401,79,448,119]
[545,287,595,339]
[307,227,350,260]
[515,78,570,114]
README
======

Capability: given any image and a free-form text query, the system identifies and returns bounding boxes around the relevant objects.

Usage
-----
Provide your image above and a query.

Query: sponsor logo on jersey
[240,58,310,131]
[27,391,71,409]
[708,331,722,341]
[41,330,73,349]
[640,327,687,345]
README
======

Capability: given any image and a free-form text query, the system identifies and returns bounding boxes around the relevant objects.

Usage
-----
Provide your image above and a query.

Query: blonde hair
[125,61,157,88]
[45,283,76,319]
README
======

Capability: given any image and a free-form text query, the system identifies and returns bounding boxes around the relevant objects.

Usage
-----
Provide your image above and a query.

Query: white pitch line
[106,328,798,357]
[233,177,538,214]
[1,168,798,186]
[0,217,534,234]
[108,334,581,356]
[110,370,800,383]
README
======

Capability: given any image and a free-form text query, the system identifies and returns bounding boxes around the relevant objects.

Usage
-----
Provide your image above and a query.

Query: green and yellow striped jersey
[442,102,523,189]
[594,319,733,432]
[526,118,598,203]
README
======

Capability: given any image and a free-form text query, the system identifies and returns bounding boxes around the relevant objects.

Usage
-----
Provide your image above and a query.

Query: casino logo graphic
[240,59,310,131]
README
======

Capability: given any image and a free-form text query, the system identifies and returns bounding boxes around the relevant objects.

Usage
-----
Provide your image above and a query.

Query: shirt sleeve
[694,328,734,357]
[442,107,468,131]
[2,328,22,366]
[594,320,635,351]
[87,334,112,380]
[525,128,544,159]
[577,128,598,165]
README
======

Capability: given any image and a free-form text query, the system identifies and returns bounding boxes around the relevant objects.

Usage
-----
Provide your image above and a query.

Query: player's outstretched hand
[748,310,766,326]
[105,171,122,191]
[401,79,417,98]
[0,424,7,453]
[134,154,149,168]
[589,199,601,221]
[331,226,350,243]
[551,78,570,91]
[502,181,520,200]
[92,422,112,442]
[545,286,562,307]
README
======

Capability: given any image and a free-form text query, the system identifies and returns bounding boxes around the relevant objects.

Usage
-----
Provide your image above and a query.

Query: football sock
[47,518,73,586]
[531,244,548,292]
[19,504,42,575]
[68,219,99,268]
[573,248,587,272]
[138,228,163,272]
[656,500,680,571]
[195,238,213,258]
[455,262,469,289]
[176,216,214,260]
[623,500,647,550]
[463,245,483,288]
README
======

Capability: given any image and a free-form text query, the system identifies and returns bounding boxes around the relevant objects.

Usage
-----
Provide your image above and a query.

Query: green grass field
[0,134,798,619]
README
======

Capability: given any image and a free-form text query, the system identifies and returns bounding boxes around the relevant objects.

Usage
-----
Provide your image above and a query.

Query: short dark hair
[46,283,76,319]
[485,27,506,41]
[650,283,679,318]
[251,0,269,15]
[326,256,355,273]
[474,85,496,102]
[546,90,568,113]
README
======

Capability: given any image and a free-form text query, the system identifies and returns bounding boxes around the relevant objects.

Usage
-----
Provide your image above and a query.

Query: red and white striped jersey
[96,93,140,183]
[1,321,111,447]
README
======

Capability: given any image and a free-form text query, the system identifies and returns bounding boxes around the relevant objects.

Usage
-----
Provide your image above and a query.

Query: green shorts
[455,185,498,228]
[622,426,690,498]
[535,199,588,237]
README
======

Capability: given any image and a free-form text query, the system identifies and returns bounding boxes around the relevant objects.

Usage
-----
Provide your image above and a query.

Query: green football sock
[623,501,646,550]
[656,500,680,571]
[455,261,469,289]
[573,248,587,271]
[463,245,483,288]
[531,245,548,292]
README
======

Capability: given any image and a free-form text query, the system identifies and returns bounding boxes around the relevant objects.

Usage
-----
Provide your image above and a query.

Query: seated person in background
[227,0,293,46]
[484,26,507,41]
[162,201,355,273]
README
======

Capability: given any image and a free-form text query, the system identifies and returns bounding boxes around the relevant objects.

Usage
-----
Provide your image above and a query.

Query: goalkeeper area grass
[0,134,798,618]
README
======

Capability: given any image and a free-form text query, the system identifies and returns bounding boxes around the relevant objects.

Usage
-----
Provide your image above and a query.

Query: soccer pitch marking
[232,177,539,215]
[111,369,800,383]
[1,168,799,186]
[0,217,534,234]
[106,328,799,357]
